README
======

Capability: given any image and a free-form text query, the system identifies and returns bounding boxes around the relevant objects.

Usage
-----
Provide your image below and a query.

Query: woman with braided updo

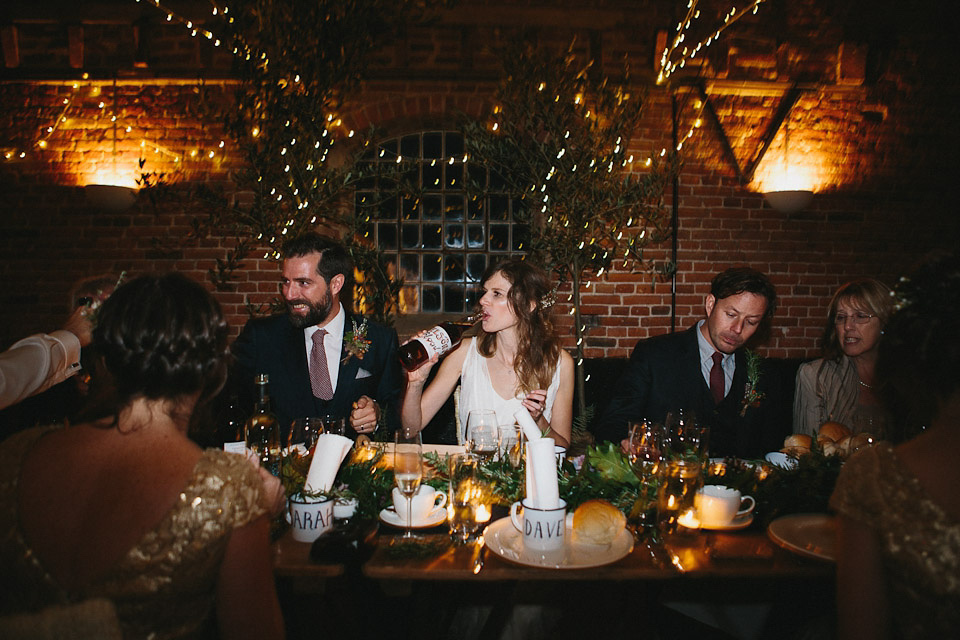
[831,251,960,639]
[0,274,284,640]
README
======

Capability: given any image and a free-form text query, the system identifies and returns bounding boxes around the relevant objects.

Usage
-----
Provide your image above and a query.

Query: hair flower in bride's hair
[539,288,557,310]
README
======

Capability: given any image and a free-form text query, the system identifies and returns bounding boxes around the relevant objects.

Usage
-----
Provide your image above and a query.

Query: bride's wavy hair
[477,259,561,394]
[79,273,229,429]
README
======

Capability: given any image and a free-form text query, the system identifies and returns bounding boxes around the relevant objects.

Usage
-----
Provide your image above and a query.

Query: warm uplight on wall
[753,117,817,215]
[84,79,139,212]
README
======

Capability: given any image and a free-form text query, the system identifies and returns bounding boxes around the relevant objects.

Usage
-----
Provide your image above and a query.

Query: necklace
[858,380,875,390]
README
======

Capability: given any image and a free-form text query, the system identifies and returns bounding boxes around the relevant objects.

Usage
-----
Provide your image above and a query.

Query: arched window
[356,130,526,315]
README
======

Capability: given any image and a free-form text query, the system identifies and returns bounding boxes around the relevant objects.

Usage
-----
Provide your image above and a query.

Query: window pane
[446,163,463,190]
[467,224,485,249]
[422,195,442,220]
[444,223,464,249]
[423,254,443,281]
[512,223,529,251]
[489,169,506,191]
[400,254,420,279]
[467,164,487,190]
[423,223,442,249]
[466,254,486,281]
[400,134,420,158]
[467,194,484,220]
[377,195,397,219]
[444,195,464,221]
[401,223,420,248]
[444,285,465,313]
[489,224,509,251]
[378,222,398,250]
[422,285,442,312]
[489,194,509,221]
[423,162,442,190]
[464,284,481,310]
[444,254,464,282]
[402,195,418,220]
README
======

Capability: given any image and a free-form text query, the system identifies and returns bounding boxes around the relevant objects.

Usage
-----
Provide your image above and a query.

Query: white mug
[289,498,334,543]
[510,498,567,551]
[695,485,755,527]
[392,485,447,525]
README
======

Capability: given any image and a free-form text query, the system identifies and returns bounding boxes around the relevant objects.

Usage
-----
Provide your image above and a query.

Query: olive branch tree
[462,41,680,421]
[188,0,448,322]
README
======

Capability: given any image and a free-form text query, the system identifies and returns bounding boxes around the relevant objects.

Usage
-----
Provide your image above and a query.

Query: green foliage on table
[752,452,845,526]
[281,446,395,520]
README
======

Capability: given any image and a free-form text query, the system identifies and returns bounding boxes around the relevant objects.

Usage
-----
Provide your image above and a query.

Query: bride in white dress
[400,259,574,447]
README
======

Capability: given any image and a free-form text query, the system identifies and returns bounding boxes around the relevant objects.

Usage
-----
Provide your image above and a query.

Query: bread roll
[781,434,812,456]
[818,421,850,442]
[573,499,626,545]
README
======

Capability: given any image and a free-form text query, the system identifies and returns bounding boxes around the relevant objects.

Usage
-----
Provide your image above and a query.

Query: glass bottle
[398,313,479,371]
[220,391,248,455]
[245,374,281,476]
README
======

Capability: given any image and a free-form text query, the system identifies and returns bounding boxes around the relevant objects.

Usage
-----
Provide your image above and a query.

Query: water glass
[498,423,524,467]
[466,410,499,461]
[447,453,488,542]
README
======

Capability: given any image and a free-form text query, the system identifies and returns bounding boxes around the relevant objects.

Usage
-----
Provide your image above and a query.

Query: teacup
[509,498,567,551]
[695,485,755,527]
[392,485,447,525]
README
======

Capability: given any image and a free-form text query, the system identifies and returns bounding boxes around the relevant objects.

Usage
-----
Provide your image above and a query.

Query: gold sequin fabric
[1,426,267,639]
[830,442,960,638]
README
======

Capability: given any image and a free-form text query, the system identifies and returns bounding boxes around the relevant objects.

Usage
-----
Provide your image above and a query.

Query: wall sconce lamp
[763,189,813,215]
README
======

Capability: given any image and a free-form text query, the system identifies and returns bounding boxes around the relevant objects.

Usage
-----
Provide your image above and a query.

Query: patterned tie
[310,329,334,401]
[710,351,725,405]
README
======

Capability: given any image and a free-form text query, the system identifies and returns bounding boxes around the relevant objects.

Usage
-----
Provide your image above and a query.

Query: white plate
[379,506,447,529]
[483,517,634,569]
[764,452,798,470]
[767,513,836,562]
[699,512,754,531]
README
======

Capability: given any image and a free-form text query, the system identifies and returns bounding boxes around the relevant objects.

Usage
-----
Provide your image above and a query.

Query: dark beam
[743,85,803,183]
[1,26,19,68]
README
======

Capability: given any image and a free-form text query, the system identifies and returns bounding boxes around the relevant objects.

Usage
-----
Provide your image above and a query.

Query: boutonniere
[342,318,372,364]
[740,349,766,416]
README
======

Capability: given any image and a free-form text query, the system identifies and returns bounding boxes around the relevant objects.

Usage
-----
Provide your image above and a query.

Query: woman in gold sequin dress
[0,273,284,639]
[831,252,960,639]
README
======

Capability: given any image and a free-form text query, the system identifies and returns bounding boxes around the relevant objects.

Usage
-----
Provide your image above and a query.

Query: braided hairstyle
[877,251,960,441]
[80,273,229,426]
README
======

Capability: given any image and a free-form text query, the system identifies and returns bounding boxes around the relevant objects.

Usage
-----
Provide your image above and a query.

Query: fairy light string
[658,0,766,84]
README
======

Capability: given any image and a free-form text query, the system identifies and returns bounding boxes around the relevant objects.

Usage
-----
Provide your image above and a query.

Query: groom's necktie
[710,351,725,405]
[310,329,334,401]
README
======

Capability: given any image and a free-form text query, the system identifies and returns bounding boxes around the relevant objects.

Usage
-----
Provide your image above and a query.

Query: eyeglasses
[834,312,876,325]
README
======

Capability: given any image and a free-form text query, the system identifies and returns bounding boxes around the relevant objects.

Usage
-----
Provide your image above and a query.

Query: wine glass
[627,419,663,480]
[287,417,323,454]
[466,410,499,461]
[394,430,424,539]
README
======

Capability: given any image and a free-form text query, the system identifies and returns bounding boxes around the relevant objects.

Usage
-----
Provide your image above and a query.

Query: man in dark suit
[593,267,782,459]
[230,233,402,439]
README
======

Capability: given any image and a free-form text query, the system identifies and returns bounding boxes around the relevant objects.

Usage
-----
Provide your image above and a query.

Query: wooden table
[274,520,835,639]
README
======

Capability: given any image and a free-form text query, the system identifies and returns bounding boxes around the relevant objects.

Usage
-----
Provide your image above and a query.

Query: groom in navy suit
[593,267,783,459]
[230,233,402,439]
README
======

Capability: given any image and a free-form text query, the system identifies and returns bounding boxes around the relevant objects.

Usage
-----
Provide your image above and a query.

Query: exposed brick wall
[2,1,958,364]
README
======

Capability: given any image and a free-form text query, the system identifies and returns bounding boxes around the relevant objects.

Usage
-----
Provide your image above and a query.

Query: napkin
[525,437,560,509]
[514,407,542,443]
[303,433,353,497]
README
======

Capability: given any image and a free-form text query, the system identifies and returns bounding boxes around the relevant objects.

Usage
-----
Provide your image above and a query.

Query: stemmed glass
[466,410,499,461]
[394,430,424,540]
[627,419,663,480]
[287,417,323,454]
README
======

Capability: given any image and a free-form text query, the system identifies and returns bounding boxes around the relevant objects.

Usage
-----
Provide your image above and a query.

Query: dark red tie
[710,351,725,405]
[310,329,334,400]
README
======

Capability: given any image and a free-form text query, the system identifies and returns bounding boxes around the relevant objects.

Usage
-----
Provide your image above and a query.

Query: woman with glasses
[793,278,894,437]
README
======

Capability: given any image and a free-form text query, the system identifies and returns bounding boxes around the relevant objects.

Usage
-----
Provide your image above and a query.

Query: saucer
[699,512,754,531]
[379,506,447,529]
